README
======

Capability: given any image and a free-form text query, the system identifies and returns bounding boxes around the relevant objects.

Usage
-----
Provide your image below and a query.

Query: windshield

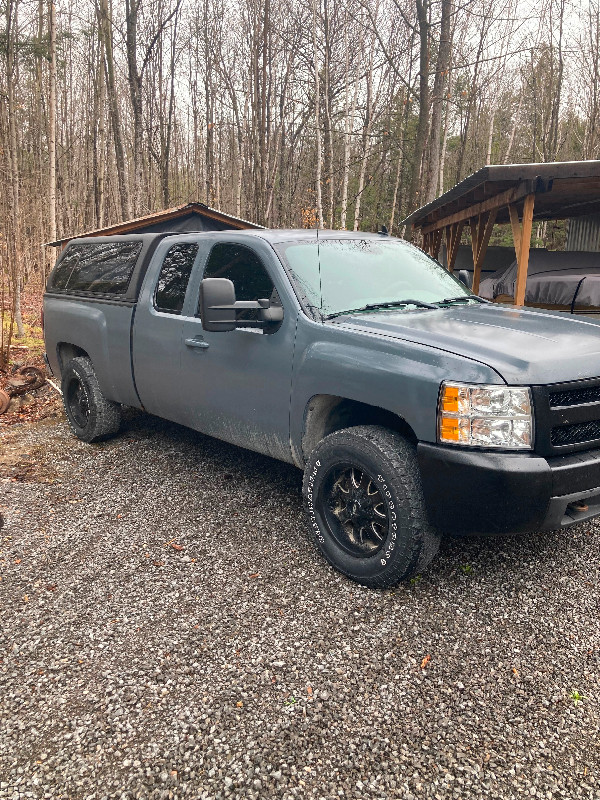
[273,237,471,317]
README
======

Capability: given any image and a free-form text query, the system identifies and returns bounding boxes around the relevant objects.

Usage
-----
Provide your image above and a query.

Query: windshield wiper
[437,295,489,305]
[325,299,438,319]
[366,299,439,310]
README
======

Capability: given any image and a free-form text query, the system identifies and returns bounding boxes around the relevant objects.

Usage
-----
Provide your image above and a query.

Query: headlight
[438,382,533,450]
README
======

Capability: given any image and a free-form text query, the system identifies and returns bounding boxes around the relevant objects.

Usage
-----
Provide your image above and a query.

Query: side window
[154,243,199,314]
[49,242,142,295]
[201,243,275,320]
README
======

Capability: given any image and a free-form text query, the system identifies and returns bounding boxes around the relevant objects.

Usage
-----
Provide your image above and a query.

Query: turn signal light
[437,382,533,450]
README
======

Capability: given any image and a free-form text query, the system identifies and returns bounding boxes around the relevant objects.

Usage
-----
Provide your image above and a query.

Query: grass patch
[1,310,45,361]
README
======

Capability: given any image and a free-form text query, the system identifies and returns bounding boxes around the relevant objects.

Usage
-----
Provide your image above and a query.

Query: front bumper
[417,442,600,535]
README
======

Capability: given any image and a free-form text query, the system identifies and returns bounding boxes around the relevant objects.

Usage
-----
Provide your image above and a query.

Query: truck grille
[549,386,600,407]
[534,377,600,455]
[551,420,600,447]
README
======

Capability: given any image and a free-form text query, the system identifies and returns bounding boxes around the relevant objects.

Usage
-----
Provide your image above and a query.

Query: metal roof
[402,161,600,230]
[46,202,263,247]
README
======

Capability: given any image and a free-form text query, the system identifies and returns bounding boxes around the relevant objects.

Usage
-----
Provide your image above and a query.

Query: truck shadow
[118,409,599,586]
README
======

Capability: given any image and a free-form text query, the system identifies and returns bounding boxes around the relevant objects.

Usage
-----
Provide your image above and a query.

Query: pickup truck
[43,229,600,588]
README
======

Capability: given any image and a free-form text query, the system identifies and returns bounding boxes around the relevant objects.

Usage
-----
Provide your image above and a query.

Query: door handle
[185,336,209,350]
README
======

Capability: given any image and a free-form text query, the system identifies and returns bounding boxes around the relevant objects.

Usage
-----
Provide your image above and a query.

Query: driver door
[179,239,297,462]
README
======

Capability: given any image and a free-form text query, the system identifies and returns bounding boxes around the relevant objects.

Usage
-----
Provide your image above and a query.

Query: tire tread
[61,357,121,442]
[303,425,440,588]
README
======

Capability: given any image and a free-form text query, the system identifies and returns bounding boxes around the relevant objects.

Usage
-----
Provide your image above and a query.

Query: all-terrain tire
[61,357,121,443]
[303,425,440,588]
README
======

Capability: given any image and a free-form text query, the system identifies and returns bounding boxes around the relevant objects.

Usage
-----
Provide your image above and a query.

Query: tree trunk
[5,0,25,339]
[340,18,361,229]
[353,43,374,231]
[486,105,495,164]
[423,0,452,203]
[408,0,430,212]
[97,0,131,219]
[48,0,57,243]
[125,0,144,216]
[311,0,323,228]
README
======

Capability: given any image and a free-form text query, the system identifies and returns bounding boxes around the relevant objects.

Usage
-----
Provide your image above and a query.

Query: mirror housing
[199,278,237,332]
[199,277,284,332]
[259,303,284,324]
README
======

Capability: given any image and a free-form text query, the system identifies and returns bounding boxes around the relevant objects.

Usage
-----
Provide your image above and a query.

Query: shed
[402,160,600,306]
[46,202,263,249]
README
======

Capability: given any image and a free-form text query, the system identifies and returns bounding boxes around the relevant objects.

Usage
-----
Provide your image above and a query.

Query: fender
[289,315,503,464]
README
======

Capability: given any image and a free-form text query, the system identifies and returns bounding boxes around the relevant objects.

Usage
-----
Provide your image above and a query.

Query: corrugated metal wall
[566,214,600,251]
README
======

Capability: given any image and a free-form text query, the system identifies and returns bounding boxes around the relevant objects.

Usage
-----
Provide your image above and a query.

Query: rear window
[50,242,142,295]
[154,243,199,314]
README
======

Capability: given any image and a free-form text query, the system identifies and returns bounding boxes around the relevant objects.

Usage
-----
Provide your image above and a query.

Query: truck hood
[330,304,600,385]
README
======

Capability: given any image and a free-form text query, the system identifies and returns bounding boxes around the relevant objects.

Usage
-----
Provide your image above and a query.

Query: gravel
[1,410,599,799]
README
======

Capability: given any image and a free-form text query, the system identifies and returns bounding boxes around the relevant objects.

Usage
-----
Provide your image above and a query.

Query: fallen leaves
[420,654,431,669]
[171,543,184,551]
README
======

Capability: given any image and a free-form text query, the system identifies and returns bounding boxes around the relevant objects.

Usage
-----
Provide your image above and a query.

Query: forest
[1,0,599,360]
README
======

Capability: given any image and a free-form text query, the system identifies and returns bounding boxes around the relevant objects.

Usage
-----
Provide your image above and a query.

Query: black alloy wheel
[66,375,90,430]
[323,464,389,557]
[302,425,441,588]
[60,357,121,442]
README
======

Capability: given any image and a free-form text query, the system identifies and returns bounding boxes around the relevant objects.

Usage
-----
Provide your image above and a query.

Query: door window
[154,243,199,314]
[201,243,276,320]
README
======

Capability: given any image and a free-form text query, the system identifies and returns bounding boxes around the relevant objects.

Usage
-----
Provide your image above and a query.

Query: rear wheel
[303,425,440,588]
[61,357,121,442]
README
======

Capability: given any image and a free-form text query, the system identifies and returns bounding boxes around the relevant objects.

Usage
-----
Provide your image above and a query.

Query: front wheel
[303,425,440,588]
[61,357,121,443]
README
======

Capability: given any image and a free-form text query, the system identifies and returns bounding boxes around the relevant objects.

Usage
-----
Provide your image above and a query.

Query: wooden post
[508,203,521,258]
[431,228,443,259]
[469,209,497,294]
[445,220,465,272]
[513,193,535,306]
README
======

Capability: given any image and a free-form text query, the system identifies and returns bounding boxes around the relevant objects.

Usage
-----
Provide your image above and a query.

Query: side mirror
[199,278,285,332]
[458,269,471,289]
[199,278,237,332]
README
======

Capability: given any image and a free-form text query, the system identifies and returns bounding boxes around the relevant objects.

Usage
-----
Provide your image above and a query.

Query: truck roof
[66,229,400,246]
[220,229,399,242]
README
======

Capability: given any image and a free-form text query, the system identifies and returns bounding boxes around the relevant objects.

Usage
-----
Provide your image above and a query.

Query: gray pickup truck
[43,229,600,587]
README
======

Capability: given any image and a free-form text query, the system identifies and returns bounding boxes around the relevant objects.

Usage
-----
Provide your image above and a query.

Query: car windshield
[273,237,472,318]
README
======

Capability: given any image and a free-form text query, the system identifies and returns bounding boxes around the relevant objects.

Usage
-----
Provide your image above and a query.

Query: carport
[402,161,600,306]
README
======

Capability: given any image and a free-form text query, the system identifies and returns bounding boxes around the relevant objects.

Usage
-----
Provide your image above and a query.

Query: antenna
[316,224,323,320]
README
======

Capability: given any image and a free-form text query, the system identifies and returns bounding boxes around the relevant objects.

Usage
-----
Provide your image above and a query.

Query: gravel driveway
[1,411,599,799]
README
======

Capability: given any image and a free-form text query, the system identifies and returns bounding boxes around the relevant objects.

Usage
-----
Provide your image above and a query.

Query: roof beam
[418,180,536,235]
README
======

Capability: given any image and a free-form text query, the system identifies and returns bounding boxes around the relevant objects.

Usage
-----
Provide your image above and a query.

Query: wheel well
[57,343,89,374]
[302,395,416,460]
